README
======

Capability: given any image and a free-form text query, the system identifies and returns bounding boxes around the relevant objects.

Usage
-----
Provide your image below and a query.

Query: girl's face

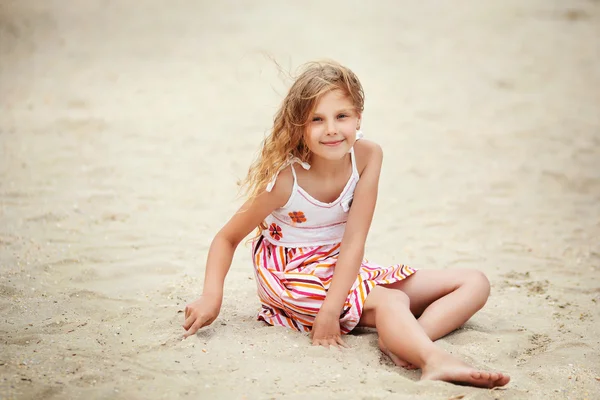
[305,89,361,162]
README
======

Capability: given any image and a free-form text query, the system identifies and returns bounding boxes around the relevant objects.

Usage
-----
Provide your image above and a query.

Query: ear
[356,114,362,130]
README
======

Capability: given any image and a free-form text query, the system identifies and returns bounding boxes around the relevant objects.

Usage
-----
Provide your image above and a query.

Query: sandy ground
[1,0,599,399]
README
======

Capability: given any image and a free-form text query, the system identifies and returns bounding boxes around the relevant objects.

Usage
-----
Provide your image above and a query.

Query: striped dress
[253,136,416,334]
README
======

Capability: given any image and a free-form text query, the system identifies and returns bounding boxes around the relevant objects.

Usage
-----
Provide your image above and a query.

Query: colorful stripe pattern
[252,236,416,334]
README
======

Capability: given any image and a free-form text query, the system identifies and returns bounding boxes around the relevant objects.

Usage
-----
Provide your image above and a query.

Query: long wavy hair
[242,61,365,199]
[239,60,365,234]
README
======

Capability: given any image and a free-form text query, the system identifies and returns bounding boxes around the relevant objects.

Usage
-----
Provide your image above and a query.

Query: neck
[309,153,351,178]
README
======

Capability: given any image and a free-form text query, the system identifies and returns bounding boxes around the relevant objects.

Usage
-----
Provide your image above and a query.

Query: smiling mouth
[321,140,344,146]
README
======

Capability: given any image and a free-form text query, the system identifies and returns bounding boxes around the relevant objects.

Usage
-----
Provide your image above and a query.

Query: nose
[326,119,336,135]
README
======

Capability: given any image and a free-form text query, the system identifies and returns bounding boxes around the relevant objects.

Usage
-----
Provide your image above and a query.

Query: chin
[317,147,351,161]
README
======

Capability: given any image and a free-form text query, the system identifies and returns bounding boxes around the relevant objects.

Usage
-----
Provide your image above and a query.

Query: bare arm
[320,141,383,315]
[183,168,293,337]
[202,168,293,295]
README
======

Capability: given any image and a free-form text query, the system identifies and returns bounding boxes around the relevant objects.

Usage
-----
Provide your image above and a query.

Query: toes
[377,338,387,353]
[495,374,510,387]
[488,373,510,388]
[389,354,410,368]
[379,346,410,369]
[470,370,482,379]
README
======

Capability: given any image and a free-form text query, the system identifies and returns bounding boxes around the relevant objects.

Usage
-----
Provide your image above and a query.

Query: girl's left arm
[320,140,383,316]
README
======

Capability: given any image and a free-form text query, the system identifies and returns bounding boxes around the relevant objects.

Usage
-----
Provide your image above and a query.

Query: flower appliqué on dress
[269,223,283,240]
[288,211,307,224]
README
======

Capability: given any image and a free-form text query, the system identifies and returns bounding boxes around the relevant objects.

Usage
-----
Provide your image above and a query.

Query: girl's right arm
[182,168,293,338]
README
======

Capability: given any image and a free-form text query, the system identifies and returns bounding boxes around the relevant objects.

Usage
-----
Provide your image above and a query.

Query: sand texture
[1,0,599,399]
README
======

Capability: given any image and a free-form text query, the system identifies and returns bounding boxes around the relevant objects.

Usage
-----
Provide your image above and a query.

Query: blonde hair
[239,60,364,236]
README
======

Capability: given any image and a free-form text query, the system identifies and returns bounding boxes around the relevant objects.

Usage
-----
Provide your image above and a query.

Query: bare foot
[378,338,417,370]
[421,352,510,388]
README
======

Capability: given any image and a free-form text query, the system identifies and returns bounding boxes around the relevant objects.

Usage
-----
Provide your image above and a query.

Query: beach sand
[1,0,599,399]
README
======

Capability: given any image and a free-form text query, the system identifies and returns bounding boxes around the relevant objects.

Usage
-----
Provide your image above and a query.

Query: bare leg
[359,285,509,388]
[374,269,490,368]
[388,269,491,341]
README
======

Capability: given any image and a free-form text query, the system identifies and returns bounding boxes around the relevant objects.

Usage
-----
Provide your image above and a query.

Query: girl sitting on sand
[182,60,509,388]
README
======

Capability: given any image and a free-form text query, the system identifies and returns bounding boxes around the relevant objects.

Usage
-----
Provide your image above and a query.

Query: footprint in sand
[0,284,22,298]
[4,334,40,346]
[500,271,550,295]
[516,333,552,366]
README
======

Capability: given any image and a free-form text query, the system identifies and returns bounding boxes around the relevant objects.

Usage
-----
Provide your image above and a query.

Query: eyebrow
[312,108,354,115]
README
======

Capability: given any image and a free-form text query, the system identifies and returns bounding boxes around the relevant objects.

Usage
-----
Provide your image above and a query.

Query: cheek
[303,128,319,150]
[341,117,359,132]
[306,126,320,141]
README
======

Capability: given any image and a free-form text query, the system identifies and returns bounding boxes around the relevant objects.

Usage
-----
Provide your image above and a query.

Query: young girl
[182,60,509,388]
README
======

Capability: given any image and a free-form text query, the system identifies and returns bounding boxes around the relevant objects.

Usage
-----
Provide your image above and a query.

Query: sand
[1,0,599,399]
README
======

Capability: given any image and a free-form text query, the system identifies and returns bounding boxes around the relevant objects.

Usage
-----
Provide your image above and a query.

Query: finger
[202,317,215,328]
[336,336,349,348]
[182,314,196,330]
[184,306,190,319]
[327,338,339,348]
[183,319,203,338]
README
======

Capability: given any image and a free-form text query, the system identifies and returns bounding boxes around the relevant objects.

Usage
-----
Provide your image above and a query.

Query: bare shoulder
[353,139,383,175]
[267,165,295,207]
[220,165,294,246]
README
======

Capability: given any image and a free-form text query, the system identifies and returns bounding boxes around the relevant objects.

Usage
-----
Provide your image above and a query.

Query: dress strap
[289,163,298,180]
[350,147,359,178]
[265,157,311,192]
[349,130,363,178]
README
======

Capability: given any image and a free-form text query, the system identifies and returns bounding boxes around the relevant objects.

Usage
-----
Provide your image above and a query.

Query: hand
[310,309,348,348]
[182,294,222,338]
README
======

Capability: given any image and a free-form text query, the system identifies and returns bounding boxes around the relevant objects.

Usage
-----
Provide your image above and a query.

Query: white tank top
[262,134,362,248]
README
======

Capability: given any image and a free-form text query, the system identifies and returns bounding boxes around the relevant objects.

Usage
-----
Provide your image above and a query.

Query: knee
[362,286,410,325]
[379,287,410,311]
[465,270,490,308]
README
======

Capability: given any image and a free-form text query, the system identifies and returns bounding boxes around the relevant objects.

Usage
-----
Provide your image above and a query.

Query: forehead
[313,89,353,111]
